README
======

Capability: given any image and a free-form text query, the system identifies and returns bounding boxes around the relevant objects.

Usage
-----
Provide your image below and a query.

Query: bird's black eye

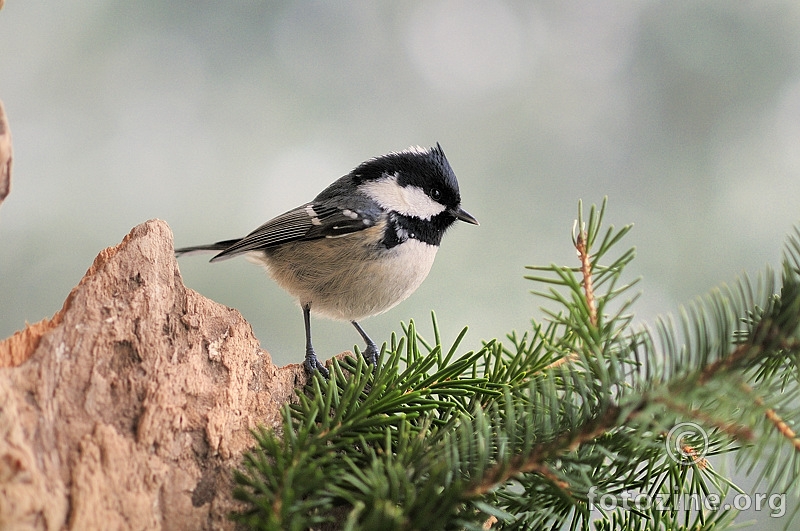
[430,188,442,201]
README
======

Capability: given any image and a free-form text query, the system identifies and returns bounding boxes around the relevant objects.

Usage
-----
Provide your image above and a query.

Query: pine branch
[575,224,598,328]
[751,385,800,453]
[230,199,800,530]
[464,403,625,498]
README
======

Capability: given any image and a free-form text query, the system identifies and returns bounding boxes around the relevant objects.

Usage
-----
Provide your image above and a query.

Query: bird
[175,143,478,377]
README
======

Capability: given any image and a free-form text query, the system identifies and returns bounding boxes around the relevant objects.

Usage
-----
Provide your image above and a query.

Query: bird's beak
[453,207,479,225]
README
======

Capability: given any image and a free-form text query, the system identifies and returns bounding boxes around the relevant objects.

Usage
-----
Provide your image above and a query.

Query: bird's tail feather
[174,239,241,260]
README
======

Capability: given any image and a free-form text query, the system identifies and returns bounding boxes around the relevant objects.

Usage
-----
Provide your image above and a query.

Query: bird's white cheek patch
[400,185,447,220]
[360,174,447,220]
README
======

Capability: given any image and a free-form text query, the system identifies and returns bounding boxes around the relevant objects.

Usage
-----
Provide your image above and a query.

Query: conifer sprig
[232,199,800,530]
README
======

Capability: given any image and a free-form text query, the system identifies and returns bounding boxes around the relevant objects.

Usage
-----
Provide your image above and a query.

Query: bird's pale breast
[250,219,438,321]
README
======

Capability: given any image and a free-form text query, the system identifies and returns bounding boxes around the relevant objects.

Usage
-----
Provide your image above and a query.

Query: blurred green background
[1,1,799,526]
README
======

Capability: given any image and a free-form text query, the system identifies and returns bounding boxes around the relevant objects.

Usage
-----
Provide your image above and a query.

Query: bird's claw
[304,351,330,379]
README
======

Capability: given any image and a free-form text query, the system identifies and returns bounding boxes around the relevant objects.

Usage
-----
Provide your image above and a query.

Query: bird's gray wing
[209,199,381,261]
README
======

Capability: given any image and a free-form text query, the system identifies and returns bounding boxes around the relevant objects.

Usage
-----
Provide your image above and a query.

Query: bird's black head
[353,143,478,227]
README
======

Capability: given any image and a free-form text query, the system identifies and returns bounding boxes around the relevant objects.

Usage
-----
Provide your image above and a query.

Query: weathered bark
[0,219,316,530]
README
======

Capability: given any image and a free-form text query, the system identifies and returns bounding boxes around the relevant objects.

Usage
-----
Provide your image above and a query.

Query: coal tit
[175,144,478,377]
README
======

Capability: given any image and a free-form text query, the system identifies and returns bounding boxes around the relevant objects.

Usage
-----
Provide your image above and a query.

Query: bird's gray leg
[303,304,329,378]
[351,321,379,367]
